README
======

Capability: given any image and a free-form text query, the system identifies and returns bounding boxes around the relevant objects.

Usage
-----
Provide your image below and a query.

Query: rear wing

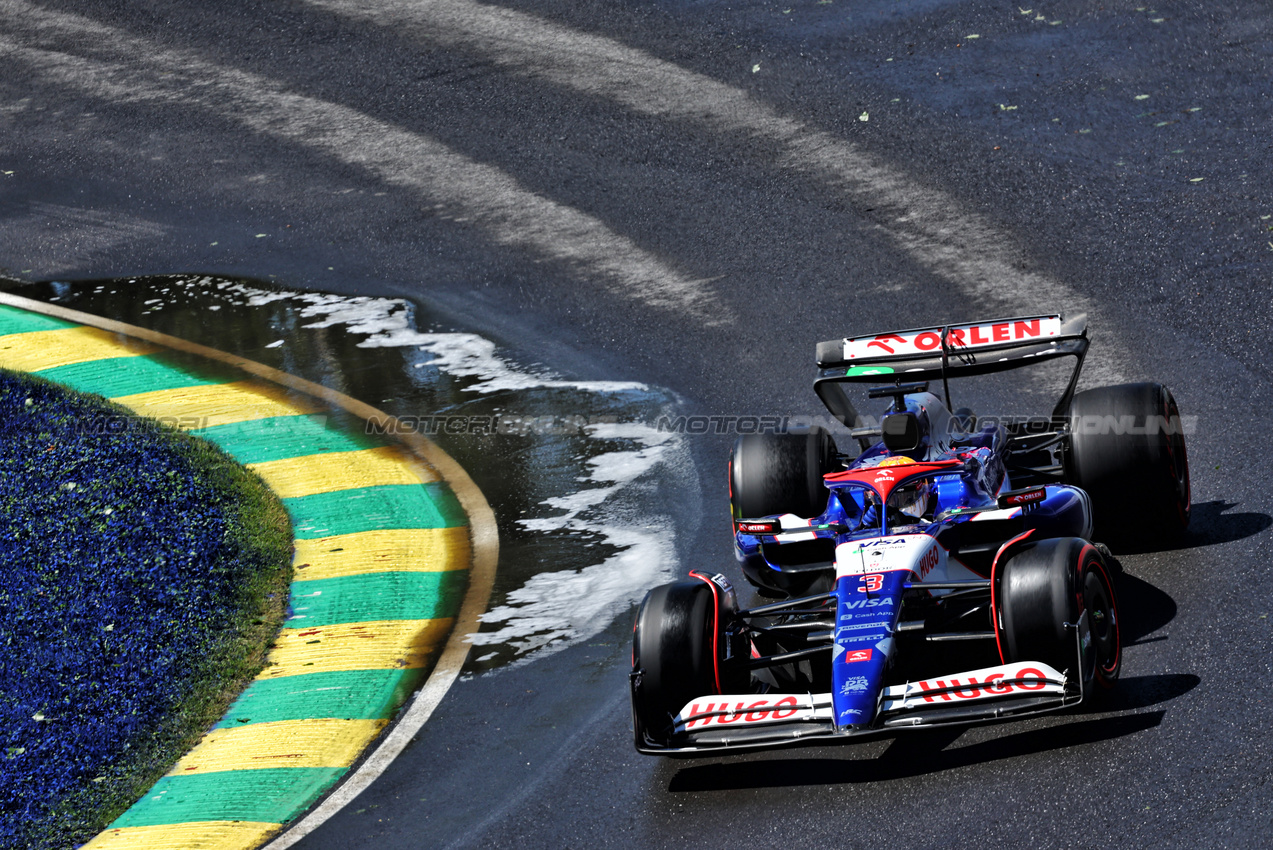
[814,313,1089,425]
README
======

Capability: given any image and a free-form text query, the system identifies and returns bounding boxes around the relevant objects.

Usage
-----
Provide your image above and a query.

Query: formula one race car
[630,313,1190,755]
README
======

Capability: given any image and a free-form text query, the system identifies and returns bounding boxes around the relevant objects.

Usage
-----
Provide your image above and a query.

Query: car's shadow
[1107,499,1268,639]
[1071,673,1201,713]
[1110,499,1271,556]
[666,673,1197,791]
[1115,571,1177,644]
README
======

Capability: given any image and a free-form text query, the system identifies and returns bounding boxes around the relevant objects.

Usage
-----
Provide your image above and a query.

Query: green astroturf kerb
[108,769,347,828]
[36,354,228,397]
[286,570,469,627]
[214,670,422,728]
[0,304,75,335]
[285,483,468,538]
[194,415,387,465]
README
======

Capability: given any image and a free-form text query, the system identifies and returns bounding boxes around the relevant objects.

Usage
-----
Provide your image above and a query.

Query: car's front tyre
[996,537,1121,690]
[630,580,717,748]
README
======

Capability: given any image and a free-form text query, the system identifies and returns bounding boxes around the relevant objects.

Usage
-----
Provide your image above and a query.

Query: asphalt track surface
[3,1,1273,847]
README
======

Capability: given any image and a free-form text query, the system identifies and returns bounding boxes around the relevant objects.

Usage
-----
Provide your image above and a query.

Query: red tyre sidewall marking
[689,571,723,693]
[990,529,1035,665]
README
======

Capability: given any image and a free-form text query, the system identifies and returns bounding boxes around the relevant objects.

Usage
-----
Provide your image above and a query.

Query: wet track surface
[9,274,695,674]
[3,1,1273,847]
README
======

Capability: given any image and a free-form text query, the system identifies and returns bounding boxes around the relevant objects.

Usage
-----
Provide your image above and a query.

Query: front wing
[634,661,1080,756]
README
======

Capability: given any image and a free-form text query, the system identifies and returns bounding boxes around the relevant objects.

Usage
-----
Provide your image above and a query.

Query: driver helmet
[890,477,933,520]
[877,457,932,520]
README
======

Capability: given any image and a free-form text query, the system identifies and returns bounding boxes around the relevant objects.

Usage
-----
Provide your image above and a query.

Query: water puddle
[4,274,693,673]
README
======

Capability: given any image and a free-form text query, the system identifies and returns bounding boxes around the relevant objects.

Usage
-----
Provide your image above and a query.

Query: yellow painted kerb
[0,326,157,371]
[85,822,281,850]
[171,719,389,775]
[248,445,437,498]
[291,528,470,580]
[261,619,454,677]
[0,294,496,850]
[113,381,324,428]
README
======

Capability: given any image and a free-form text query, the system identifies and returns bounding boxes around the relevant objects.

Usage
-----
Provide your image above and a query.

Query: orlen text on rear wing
[813,313,1089,426]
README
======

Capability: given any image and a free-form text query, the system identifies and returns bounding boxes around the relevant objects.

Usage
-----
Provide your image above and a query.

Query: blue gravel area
[0,370,284,847]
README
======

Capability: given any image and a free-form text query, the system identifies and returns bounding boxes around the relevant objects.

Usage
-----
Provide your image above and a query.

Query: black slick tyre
[1066,382,1190,544]
[729,428,836,522]
[729,428,836,596]
[631,581,717,746]
[996,537,1121,688]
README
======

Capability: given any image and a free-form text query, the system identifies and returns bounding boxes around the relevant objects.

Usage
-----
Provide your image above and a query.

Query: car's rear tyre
[730,428,836,522]
[996,537,1121,688]
[1066,382,1190,544]
[631,581,717,745]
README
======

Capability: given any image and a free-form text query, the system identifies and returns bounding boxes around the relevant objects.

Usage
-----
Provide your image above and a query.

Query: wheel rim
[1082,563,1120,683]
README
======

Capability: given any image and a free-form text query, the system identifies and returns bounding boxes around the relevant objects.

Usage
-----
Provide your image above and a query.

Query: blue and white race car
[630,313,1190,755]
